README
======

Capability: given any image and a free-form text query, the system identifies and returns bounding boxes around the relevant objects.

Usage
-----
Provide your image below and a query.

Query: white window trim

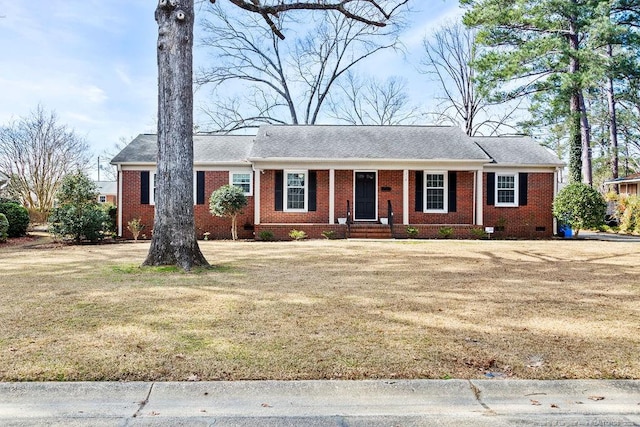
[150,170,157,206]
[229,171,253,196]
[495,172,519,207]
[193,171,202,206]
[424,171,448,213]
[284,170,308,212]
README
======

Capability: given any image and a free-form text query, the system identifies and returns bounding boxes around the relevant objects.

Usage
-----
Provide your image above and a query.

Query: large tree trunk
[144,0,208,270]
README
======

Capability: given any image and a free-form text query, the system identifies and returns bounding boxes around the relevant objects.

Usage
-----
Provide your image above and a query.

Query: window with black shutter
[140,171,150,205]
[275,170,283,211]
[448,171,457,213]
[196,171,205,205]
[415,171,423,211]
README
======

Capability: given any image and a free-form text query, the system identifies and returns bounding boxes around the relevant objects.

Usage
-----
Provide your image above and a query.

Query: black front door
[355,172,376,220]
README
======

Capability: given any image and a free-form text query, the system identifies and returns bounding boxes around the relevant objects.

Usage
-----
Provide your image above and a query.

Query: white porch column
[475,170,483,225]
[254,169,261,225]
[403,169,409,225]
[329,169,335,224]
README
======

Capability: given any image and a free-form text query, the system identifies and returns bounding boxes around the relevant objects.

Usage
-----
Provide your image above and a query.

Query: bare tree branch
[328,72,419,125]
[197,2,403,131]
[225,0,408,39]
[420,22,524,136]
[0,105,90,214]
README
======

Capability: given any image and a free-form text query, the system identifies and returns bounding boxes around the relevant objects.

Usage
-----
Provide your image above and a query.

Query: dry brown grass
[0,237,638,381]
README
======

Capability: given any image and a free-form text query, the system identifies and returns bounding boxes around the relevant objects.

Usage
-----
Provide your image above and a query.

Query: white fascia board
[114,163,157,170]
[604,178,640,185]
[193,163,252,171]
[483,164,561,173]
[118,162,251,171]
[249,158,487,171]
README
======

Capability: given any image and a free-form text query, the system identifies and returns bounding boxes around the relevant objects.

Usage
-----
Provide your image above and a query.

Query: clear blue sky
[0,1,462,171]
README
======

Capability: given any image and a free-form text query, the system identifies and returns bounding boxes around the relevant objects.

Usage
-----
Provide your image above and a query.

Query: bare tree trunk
[231,214,237,241]
[606,44,619,193]
[144,0,208,270]
[567,17,583,183]
[579,91,592,186]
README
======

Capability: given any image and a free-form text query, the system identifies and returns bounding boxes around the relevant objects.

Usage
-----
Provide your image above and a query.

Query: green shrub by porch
[552,183,606,237]
[0,213,8,242]
[0,202,29,237]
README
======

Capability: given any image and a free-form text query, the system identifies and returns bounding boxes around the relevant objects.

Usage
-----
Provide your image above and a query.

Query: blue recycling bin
[559,224,572,238]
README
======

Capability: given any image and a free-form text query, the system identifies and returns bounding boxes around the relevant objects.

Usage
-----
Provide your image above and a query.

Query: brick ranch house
[111,125,564,240]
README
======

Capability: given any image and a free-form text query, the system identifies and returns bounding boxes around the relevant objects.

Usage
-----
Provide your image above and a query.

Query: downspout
[117,164,123,237]
[252,163,261,226]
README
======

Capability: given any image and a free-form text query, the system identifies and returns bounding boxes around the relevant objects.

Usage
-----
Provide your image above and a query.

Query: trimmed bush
[103,203,118,234]
[438,226,454,239]
[406,226,419,238]
[48,172,109,242]
[0,202,30,237]
[552,183,606,237]
[617,195,640,234]
[258,230,274,241]
[209,184,248,241]
[289,229,307,240]
[0,213,8,242]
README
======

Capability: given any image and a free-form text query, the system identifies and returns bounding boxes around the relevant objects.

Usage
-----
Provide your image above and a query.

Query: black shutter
[519,173,528,206]
[487,172,495,206]
[415,171,423,212]
[140,171,150,205]
[196,171,205,205]
[448,171,457,213]
[275,170,283,211]
[308,171,317,212]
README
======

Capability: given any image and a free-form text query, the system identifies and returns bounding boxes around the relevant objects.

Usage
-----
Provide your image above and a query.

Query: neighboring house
[111,125,564,240]
[604,173,640,197]
[95,181,117,205]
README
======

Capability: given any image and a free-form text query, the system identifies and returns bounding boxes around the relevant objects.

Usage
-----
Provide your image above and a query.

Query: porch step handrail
[346,200,352,235]
[387,199,394,230]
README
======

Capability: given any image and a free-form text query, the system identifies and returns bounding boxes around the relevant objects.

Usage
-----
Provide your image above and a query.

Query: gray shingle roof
[473,137,564,166]
[95,181,117,194]
[250,125,490,161]
[111,128,563,168]
[110,134,254,164]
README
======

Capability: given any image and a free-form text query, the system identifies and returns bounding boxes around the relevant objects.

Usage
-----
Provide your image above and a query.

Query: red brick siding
[255,224,346,240]
[120,170,155,240]
[378,170,404,224]
[194,171,255,240]
[334,170,353,221]
[408,171,475,225]
[260,170,330,224]
[392,224,483,239]
[483,172,555,238]
[120,170,254,240]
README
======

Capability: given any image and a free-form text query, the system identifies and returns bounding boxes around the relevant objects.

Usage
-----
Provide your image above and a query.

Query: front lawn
[0,239,638,380]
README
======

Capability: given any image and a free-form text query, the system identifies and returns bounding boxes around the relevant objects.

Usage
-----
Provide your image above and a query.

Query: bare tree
[0,105,90,216]
[328,72,419,125]
[196,1,404,132]
[147,0,408,270]
[419,22,521,136]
